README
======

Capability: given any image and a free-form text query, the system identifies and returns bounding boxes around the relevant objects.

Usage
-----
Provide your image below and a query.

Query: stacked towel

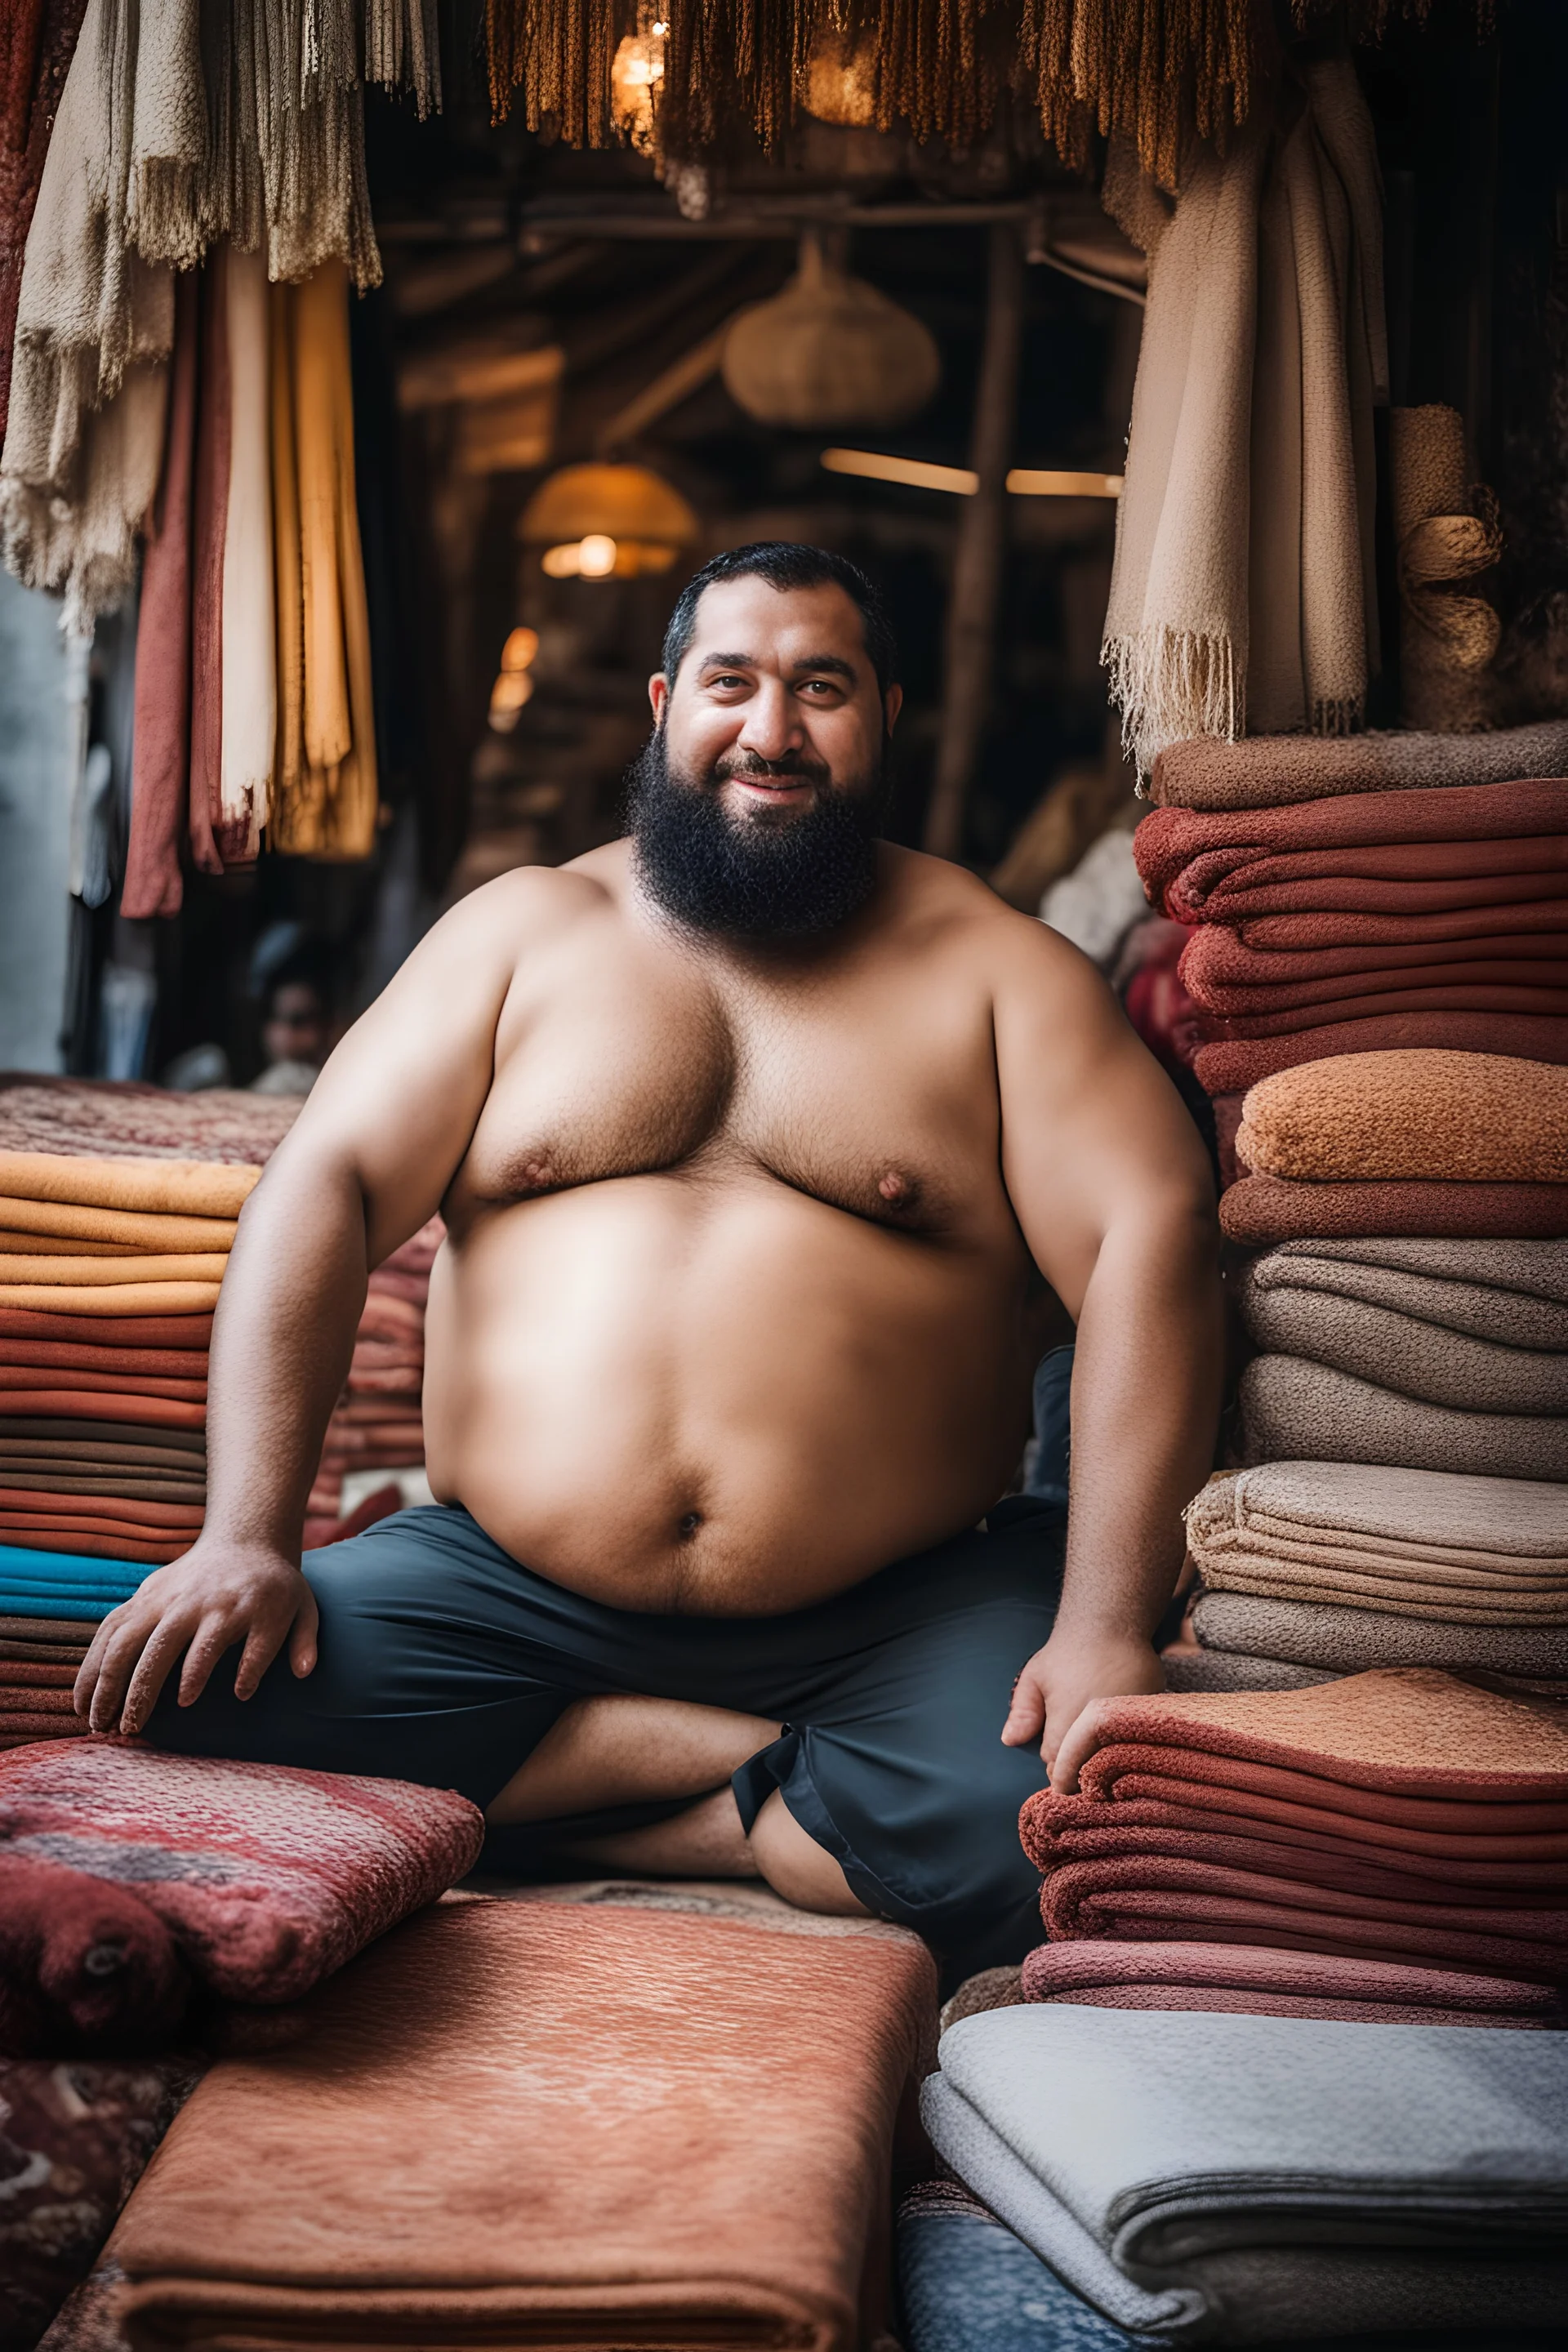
[0,1740,483,2051]
[97,1892,935,2352]
[920,2004,1568,2343]
[0,1153,255,1566]
[1018,1669,1568,1979]
[0,1552,145,1748]
[303,1218,440,1543]
[1018,1939,1563,2028]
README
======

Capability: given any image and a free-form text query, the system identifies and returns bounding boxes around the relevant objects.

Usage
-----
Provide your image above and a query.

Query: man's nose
[735,678,803,761]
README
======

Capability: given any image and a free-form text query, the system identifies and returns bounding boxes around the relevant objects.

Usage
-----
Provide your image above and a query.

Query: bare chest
[448,929,1004,1237]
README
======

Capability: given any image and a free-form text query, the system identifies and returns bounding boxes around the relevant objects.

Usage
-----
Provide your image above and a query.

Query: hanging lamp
[721,232,940,432]
[518,462,700,579]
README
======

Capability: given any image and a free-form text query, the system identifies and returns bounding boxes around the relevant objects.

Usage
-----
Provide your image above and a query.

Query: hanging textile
[217,243,275,863]
[187,250,230,880]
[123,268,198,920]
[0,0,91,449]
[270,263,378,861]
[1103,60,1387,772]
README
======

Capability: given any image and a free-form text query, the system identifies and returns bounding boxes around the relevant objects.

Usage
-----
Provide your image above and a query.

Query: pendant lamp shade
[518,462,700,578]
[722,234,940,431]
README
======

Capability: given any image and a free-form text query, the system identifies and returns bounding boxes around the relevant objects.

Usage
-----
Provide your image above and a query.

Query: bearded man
[76,544,1221,1976]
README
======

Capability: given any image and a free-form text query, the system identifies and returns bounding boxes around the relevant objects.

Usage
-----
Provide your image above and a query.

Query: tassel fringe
[1102,626,1241,780]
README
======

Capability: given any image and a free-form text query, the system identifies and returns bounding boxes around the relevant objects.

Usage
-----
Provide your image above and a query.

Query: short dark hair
[660,542,898,696]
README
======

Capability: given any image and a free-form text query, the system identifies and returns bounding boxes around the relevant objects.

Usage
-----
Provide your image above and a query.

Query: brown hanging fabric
[487,0,623,147]
[1015,0,1253,192]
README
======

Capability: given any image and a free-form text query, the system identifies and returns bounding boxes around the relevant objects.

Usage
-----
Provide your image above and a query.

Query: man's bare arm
[991,920,1223,1789]
[75,871,563,1735]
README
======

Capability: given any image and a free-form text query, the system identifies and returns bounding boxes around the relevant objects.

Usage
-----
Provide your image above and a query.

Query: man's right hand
[74,1540,319,1738]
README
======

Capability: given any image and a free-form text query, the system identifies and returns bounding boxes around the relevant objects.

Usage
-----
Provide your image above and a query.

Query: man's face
[262,982,327,1069]
[631,575,902,942]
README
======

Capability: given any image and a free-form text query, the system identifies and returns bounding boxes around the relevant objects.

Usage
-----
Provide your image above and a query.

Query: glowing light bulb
[501,626,539,673]
[577,532,617,577]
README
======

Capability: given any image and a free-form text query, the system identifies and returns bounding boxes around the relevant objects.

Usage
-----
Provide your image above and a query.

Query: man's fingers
[1048,1698,1113,1796]
[233,1612,290,1702]
[74,1606,129,1714]
[177,1614,243,1707]
[119,1616,198,1736]
[86,1614,157,1734]
[287,1584,319,1677]
[1000,1665,1046,1748]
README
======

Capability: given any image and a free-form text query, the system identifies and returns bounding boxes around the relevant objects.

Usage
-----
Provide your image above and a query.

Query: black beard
[626,728,889,942]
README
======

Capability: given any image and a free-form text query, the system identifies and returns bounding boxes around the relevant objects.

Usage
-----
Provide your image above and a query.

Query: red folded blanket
[0,1308,214,1348]
[0,1392,205,1429]
[0,1852,189,2056]
[1218,1176,1568,1243]
[1018,1938,1564,2026]
[1183,927,1568,1016]
[0,1367,207,1402]
[1196,1013,1568,1094]
[1136,780,1568,911]
[1018,1669,1568,1980]
[0,1740,484,2006]
[0,1339,208,1376]
[1200,983,1568,1035]
[1167,839,1568,926]
[1236,900,1568,951]
[0,1488,205,1527]
[0,1529,184,1564]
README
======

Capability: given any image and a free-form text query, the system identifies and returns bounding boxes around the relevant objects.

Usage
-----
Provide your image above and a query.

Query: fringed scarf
[485,0,1254,185]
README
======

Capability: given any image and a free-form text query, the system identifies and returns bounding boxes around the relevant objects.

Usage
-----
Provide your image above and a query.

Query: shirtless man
[77,543,1222,1974]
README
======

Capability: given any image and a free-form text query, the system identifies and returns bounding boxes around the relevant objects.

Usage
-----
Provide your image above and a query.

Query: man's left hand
[1001,1628,1166,1792]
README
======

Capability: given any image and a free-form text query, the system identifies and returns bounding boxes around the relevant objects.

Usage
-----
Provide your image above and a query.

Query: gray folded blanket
[921,2007,1568,2343]
[1256,1237,1568,1335]
[1241,1356,1568,1482]
[1161,1646,1334,1693]
[1193,1587,1568,1677]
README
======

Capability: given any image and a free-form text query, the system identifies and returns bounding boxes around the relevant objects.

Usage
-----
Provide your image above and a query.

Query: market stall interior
[2,3,1568,2352]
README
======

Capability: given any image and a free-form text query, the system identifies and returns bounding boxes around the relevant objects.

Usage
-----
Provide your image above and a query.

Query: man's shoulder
[880,846,1102,976]
[450,846,630,941]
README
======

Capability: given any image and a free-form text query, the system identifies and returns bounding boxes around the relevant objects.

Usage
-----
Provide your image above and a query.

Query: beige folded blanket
[1147,715,1568,810]
[1236,1049,1568,1183]
[1189,1459,1568,1621]
[1252,1238,1568,1339]
[1241,1355,1568,1483]
[1161,1647,1334,1693]
[1236,1264,1568,1413]
[1193,1588,1568,1677]
[0,1154,258,1218]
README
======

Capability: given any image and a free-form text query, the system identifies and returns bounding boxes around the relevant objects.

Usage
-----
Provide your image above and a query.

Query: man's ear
[883,684,903,734]
[648,673,670,724]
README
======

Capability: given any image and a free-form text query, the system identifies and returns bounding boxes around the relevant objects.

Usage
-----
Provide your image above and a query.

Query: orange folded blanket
[1220,1176,1568,1242]
[105,1895,935,2352]
[0,1393,206,1430]
[1018,1670,1568,1980]
[0,1370,207,1403]
[0,1196,237,1250]
[0,1155,258,1219]
[0,1254,229,1286]
[1147,722,1568,811]
[0,1284,221,1316]
[0,1309,213,1349]
[1196,1013,1568,1094]
[1236,1051,1568,1183]
[1018,1939,1564,2027]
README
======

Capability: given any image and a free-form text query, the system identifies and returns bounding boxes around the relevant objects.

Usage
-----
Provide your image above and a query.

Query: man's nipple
[878,1169,915,1206]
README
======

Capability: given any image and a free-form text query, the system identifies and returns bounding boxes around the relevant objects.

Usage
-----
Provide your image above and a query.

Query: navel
[676,1510,702,1540]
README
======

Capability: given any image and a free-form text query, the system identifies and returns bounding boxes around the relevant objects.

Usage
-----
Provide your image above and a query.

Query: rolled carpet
[1196,1013,1568,1094]
[105,1896,935,2352]
[1220,1178,1568,1244]
[1018,1938,1564,2027]
[1241,1356,1568,1481]
[1017,1669,1568,1976]
[1147,718,1568,810]
[1185,1460,1568,1624]
[1135,777,1568,913]
[1236,1051,1568,1183]
[1235,1268,1568,1414]
[922,2006,1568,2341]
[1193,1589,1568,1677]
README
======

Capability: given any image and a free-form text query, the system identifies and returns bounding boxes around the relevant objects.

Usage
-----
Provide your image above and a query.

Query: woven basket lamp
[722,232,940,431]
[518,462,701,579]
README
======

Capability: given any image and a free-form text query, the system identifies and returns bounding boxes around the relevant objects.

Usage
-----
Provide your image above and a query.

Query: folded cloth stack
[1180,1461,1568,1699]
[920,2003,1568,2344]
[93,1890,934,2352]
[303,1218,441,1542]
[1132,768,1568,1095]
[0,1738,483,2056]
[1018,1668,1568,1980]
[0,1151,258,1566]
[0,1549,148,1750]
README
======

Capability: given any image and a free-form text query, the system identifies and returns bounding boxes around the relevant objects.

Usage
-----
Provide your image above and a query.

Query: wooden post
[923,221,1025,861]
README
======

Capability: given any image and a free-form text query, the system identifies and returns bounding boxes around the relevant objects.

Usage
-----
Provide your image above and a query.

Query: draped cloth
[123,266,198,920]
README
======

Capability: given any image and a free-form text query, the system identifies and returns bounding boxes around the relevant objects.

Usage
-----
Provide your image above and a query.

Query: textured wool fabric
[186,246,229,880]
[1160,1646,1337,1693]
[1220,1175,1568,1244]
[0,0,91,452]
[1193,1589,1568,1677]
[1136,777,1568,912]
[0,1853,188,2056]
[122,265,198,922]
[924,2007,1568,2341]
[0,1742,483,2004]
[1018,1937,1564,2027]
[1247,1236,1568,1330]
[1148,718,1568,811]
[1235,1270,1568,1414]
[1171,840,1568,927]
[1237,1051,1568,1183]
[1236,898,1568,950]
[1196,1012,1568,1094]
[0,1080,298,1165]
[1199,964,1568,1021]
[1241,1356,1568,1481]
[0,2058,202,2352]
[108,1896,934,2352]
[1187,932,1568,1017]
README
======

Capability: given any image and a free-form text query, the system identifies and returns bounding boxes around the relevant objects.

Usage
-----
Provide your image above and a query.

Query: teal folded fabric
[0,1544,145,1619]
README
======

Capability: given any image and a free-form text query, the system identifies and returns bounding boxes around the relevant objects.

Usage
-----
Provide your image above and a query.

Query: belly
[421,1172,1039,1613]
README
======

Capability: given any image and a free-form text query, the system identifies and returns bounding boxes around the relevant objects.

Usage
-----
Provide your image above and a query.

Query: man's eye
[800,679,838,697]
[709,674,747,690]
